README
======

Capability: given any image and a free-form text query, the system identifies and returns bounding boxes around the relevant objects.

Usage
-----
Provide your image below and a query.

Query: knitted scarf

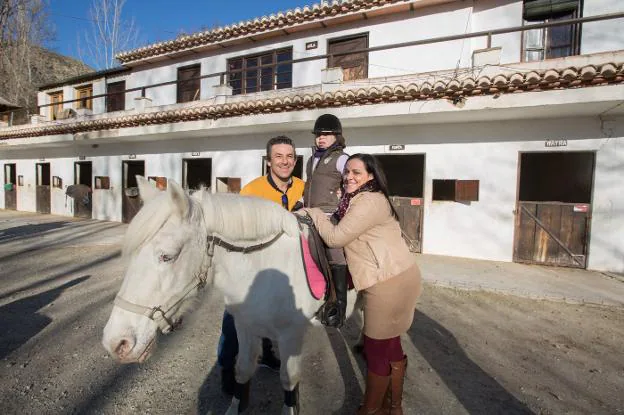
[332,180,380,222]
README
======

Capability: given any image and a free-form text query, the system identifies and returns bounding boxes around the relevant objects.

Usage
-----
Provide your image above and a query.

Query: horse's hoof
[353,343,364,355]
[281,404,299,415]
[224,398,239,415]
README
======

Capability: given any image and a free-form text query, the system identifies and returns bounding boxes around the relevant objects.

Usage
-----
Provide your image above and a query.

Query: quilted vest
[304,146,347,213]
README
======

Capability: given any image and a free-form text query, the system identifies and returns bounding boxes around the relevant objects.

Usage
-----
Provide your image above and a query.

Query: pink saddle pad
[300,235,326,300]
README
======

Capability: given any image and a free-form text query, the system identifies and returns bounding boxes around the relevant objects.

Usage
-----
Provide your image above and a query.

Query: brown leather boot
[382,356,407,415]
[357,370,391,415]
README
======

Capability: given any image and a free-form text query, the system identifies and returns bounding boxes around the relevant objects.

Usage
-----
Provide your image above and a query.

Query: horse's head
[102,176,209,363]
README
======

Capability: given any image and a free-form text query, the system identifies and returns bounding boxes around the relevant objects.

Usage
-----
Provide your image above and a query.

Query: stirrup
[319,301,345,328]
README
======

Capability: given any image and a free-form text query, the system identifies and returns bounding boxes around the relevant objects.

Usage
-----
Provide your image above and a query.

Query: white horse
[102,177,358,414]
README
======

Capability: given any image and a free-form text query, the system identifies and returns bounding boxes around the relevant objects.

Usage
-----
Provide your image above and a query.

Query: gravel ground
[0,211,623,414]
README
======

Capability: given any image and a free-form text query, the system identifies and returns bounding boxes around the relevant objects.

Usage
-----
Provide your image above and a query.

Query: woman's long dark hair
[347,153,399,221]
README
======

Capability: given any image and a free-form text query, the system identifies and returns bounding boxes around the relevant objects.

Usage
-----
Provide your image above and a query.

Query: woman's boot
[323,265,348,328]
[382,356,407,415]
[357,370,391,415]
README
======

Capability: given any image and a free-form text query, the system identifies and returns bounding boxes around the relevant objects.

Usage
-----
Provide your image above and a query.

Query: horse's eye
[159,254,175,263]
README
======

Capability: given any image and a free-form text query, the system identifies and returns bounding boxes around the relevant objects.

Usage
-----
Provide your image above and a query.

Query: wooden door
[36,163,51,214]
[514,201,590,268]
[73,162,93,219]
[122,160,145,224]
[391,196,423,253]
[328,34,368,81]
[4,164,17,210]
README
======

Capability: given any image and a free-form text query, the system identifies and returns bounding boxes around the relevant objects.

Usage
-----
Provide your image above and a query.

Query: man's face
[268,143,296,181]
[315,132,337,150]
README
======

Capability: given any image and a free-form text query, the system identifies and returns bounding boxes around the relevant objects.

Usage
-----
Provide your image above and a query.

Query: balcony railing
[35,11,624,116]
[0,108,31,127]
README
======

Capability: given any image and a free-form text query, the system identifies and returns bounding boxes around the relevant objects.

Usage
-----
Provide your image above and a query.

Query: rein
[113,230,285,334]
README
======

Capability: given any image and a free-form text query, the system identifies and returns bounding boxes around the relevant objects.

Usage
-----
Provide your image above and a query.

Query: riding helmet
[312,114,342,135]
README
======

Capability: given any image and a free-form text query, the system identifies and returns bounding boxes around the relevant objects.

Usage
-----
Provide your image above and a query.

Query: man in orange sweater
[218,135,304,395]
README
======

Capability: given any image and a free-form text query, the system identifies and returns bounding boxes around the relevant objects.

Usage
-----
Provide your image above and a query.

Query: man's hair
[266,135,296,158]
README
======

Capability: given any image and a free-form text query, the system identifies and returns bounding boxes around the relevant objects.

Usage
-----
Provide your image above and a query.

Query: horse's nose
[109,336,136,360]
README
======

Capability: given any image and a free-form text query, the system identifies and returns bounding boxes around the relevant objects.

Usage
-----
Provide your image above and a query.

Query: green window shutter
[523,0,579,21]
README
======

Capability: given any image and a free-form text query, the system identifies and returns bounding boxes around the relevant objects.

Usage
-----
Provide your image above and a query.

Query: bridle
[113,230,285,333]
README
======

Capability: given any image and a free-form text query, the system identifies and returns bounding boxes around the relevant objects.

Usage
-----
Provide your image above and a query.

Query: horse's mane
[123,189,299,257]
[198,191,300,242]
[122,190,204,257]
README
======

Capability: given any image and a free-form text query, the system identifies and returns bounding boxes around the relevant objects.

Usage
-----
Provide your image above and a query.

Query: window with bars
[106,81,126,112]
[522,0,581,62]
[177,64,201,103]
[75,85,93,110]
[227,48,293,95]
[49,91,63,120]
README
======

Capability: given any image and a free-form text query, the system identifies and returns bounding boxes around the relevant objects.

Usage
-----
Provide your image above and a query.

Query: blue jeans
[217,311,238,370]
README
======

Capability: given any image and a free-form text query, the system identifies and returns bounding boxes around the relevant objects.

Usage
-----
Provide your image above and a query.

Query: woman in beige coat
[303,153,422,415]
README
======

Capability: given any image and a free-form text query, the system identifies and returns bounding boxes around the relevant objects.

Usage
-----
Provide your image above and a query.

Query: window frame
[177,64,202,103]
[227,47,293,96]
[48,91,63,120]
[521,0,582,62]
[327,32,369,81]
[106,80,126,112]
[75,84,93,110]
[432,179,480,202]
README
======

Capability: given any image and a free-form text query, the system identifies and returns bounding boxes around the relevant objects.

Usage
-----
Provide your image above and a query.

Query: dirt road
[0,211,622,414]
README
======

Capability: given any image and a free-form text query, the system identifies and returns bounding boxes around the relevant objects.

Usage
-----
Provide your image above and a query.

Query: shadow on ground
[408,310,534,415]
[0,275,90,360]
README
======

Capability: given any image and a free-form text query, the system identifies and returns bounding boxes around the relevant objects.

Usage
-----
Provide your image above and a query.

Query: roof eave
[117,0,458,67]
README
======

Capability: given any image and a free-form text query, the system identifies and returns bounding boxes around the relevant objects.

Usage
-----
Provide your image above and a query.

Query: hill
[0,46,93,122]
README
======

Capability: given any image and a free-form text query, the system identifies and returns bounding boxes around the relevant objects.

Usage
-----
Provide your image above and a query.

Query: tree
[78,0,140,70]
[0,0,52,111]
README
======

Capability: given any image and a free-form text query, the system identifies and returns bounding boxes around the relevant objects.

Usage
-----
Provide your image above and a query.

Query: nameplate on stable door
[388,144,405,151]
[545,139,567,147]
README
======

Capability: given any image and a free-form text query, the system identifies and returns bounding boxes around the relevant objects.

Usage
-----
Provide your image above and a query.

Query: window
[94,176,111,190]
[522,0,581,61]
[227,48,292,95]
[49,91,63,120]
[432,180,479,202]
[106,81,126,112]
[177,64,201,103]
[75,85,93,110]
[148,176,167,190]
[328,33,368,81]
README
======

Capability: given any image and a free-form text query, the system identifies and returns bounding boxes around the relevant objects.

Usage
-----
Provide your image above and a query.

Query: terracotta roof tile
[1,62,622,140]
[116,0,410,64]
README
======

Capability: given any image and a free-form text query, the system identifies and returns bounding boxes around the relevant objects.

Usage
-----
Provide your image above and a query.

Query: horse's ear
[136,175,161,203]
[167,179,190,218]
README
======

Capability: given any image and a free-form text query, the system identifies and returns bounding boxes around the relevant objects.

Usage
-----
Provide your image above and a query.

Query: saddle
[296,214,332,301]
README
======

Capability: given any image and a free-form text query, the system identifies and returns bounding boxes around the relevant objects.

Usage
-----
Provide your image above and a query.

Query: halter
[113,230,285,334]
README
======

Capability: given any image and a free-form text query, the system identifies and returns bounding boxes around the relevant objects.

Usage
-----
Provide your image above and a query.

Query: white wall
[472,0,523,63]
[3,116,622,271]
[35,0,624,114]
[15,159,36,212]
[582,0,624,55]
[342,117,624,272]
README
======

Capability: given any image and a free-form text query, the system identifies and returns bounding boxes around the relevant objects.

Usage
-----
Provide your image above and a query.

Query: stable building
[1,0,623,273]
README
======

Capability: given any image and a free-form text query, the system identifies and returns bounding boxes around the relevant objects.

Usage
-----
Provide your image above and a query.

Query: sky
[47,0,311,69]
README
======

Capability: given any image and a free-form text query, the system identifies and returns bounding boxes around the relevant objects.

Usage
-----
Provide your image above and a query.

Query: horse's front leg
[278,330,305,415]
[225,326,261,415]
